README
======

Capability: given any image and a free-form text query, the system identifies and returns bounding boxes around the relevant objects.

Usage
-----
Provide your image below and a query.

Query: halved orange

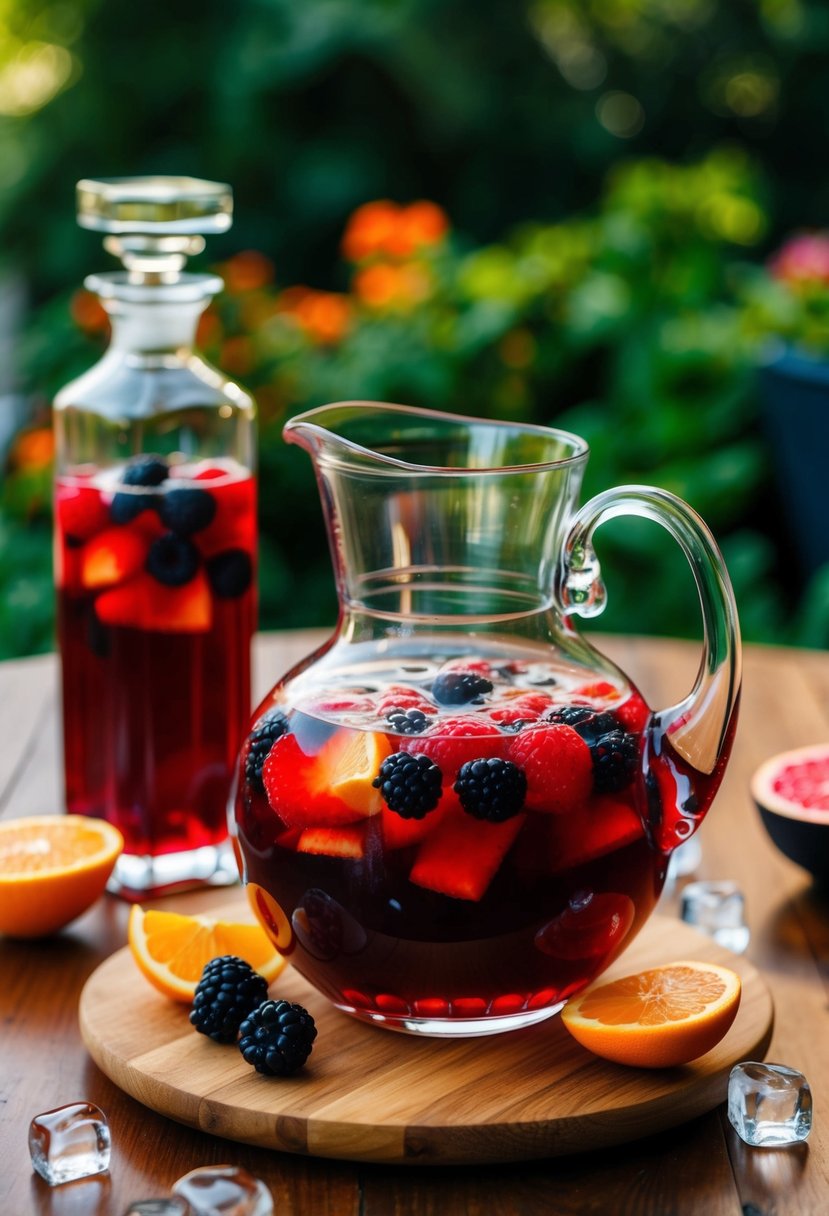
[128,905,287,1003]
[560,959,742,1068]
[0,815,123,938]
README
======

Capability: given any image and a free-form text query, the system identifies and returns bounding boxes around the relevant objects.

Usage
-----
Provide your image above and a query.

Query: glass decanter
[231,403,740,1036]
[54,177,256,898]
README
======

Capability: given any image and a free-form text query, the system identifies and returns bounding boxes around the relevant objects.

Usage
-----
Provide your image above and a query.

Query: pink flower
[769,233,829,286]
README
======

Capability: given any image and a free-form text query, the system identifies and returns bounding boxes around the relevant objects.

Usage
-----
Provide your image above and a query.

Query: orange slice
[560,959,742,1068]
[128,905,287,1003]
[0,815,123,938]
[326,728,393,814]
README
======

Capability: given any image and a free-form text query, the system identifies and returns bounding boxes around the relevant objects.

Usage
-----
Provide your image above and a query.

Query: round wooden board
[79,913,773,1166]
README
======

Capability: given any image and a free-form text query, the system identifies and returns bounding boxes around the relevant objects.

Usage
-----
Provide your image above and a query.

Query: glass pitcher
[231,402,740,1036]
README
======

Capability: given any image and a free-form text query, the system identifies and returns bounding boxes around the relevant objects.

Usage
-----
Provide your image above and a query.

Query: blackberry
[385,707,429,735]
[189,956,269,1044]
[110,491,156,525]
[545,705,620,745]
[160,487,217,535]
[245,709,290,794]
[454,756,527,822]
[122,455,170,487]
[590,728,639,793]
[372,751,443,819]
[146,533,200,586]
[545,706,639,793]
[206,549,253,598]
[431,671,493,706]
[238,998,317,1076]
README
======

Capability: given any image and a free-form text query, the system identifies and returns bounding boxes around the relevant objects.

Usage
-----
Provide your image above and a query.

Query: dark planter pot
[759,349,829,578]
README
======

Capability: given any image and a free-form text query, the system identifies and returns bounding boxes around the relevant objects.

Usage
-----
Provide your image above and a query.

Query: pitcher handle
[556,485,741,777]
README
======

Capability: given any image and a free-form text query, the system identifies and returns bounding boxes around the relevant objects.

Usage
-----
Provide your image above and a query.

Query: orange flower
[353,261,432,310]
[342,200,450,262]
[10,426,54,472]
[221,250,275,294]
[277,287,351,344]
[387,201,450,257]
[342,201,401,262]
[70,290,109,335]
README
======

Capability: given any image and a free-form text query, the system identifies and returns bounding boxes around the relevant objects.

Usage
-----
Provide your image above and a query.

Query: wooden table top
[2,631,828,1215]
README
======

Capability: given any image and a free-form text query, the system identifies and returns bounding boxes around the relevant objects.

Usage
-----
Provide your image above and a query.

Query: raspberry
[615,692,650,733]
[490,692,554,725]
[507,723,593,814]
[238,999,317,1076]
[408,716,504,778]
[454,757,527,822]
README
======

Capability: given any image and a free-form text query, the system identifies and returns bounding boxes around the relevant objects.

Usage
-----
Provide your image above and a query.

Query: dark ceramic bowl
[751,745,829,886]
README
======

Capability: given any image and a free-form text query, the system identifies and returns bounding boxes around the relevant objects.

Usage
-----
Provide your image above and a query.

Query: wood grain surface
[1,632,828,1215]
[79,914,773,1165]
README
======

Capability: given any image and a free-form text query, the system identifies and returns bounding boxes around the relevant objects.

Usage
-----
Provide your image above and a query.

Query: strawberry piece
[310,695,376,715]
[376,685,436,715]
[297,824,366,858]
[535,892,636,961]
[95,570,212,632]
[81,527,147,589]
[616,691,650,733]
[507,723,593,814]
[516,794,645,874]
[439,658,494,677]
[490,692,554,725]
[572,679,621,702]
[380,787,453,849]
[407,715,505,778]
[262,729,385,828]
[410,803,525,901]
[56,485,110,542]
[195,476,256,557]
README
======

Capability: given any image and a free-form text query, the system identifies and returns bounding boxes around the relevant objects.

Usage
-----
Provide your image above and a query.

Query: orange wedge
[128,905,287,1003]
[561,960,742,1068]
[326,728,392,814]
[0,815,123,938]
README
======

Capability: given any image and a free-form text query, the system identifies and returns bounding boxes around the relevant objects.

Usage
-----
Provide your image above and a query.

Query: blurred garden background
[2,0,829,658]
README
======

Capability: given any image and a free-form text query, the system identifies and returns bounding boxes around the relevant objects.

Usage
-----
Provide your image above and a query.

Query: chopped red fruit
[81,528,147,589]
[615,691,650,733]
[516,794,645,873]
[380,788,453,849]
[296,823,366,858]
[310,695,376,715]
[535,891,635,961]
[507,723,592,814]
[95,570,212,632]
[408,715,505,777]
[490,692,554,725]
[572,679,620,702]
[439,658,494,677]
[56,486,110,541]
[261,729,385,828]
[195,476,256,556]
[410,805,525,900]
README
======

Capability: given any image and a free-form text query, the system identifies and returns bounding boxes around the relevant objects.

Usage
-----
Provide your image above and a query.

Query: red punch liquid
[56,459,255,869]
[234,655,731,1028]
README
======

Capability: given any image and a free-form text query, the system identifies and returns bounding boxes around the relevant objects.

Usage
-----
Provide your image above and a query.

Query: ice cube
[172,1165,273,1215]
[728,1062,813,1147]
[123,1201,194,1215]
[29,1101,111,1186]
[680,879,750,953]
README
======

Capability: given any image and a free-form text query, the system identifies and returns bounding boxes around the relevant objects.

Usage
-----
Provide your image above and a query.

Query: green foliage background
[2,0,829,659]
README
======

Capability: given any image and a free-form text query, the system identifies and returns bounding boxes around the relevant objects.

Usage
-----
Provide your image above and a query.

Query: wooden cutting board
[79,914,773,1166]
